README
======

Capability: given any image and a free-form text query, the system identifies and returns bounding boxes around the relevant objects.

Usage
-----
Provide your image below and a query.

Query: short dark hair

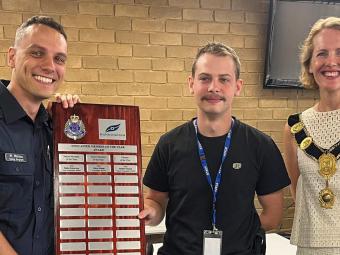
[191,42,241,79]
[15,15,67,46]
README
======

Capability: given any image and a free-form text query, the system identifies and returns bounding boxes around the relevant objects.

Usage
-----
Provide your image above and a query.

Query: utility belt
[252,228,266,255]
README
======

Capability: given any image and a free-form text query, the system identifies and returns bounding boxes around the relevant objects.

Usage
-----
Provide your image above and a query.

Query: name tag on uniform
[203,229,222,255]
[5,153,27,162]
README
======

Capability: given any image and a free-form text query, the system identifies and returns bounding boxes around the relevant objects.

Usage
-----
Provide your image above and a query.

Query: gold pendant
[319,153,337,179]
[290,122,304,134]
[319,187,335,209]
[300,137,312,150]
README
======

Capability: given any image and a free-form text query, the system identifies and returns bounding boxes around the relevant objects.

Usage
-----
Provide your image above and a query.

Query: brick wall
[0,0,320,233]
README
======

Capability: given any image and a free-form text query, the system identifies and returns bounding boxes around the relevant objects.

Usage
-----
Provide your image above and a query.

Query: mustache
[201,94,226,101]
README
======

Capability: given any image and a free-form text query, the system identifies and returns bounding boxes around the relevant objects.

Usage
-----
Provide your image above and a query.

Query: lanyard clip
[213,224,218,232]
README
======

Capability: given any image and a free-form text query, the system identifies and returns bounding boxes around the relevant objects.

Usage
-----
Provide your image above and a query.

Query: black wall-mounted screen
[264,0,340,88]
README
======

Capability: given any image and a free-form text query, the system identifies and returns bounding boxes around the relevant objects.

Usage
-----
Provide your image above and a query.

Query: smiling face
[8,24,67,104]
[188,53,242,120]
[309,28,340,92]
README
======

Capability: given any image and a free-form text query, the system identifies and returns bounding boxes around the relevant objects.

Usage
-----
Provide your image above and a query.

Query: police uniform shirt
[0,80,54,255]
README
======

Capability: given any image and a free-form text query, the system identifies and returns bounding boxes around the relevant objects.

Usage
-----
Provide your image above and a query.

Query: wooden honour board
[52,103,146,255]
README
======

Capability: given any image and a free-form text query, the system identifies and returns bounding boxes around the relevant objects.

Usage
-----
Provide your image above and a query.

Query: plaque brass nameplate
[114,175,138,183]
[115,185,139,194]
[88,196,112,205]
[113,155,137,163]
[114,165,137,173]
[115,197,139,205]
[86,154,111,162]
[59,154,84,162]
[116,219,140,228]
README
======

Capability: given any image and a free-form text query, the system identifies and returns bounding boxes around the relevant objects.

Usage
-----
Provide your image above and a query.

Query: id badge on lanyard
[193,118,234,255]
[203,229,223,255]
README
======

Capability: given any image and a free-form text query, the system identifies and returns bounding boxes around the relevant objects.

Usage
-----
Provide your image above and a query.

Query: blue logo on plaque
[64,114,86,140]
[105,124,120,132]
[98,119,126,140]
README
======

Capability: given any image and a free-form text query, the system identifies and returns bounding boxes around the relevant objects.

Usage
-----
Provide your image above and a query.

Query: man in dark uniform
[0,16,79,255]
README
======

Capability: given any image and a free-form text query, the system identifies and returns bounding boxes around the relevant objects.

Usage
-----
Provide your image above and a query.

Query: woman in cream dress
[283,17,340,255]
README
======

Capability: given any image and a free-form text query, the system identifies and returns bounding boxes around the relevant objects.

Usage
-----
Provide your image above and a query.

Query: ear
[188,75,194,95]
[234,79,243,96]
[8,47,16,68]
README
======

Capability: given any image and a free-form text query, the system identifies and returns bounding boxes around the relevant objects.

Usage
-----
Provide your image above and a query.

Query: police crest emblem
[64,114,86,140]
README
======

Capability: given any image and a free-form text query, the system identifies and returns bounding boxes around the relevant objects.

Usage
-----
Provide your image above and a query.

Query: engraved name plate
[116,219,140,228]
[115,208,140,216]
[91,253,113,255]
[58,143,137,153]
[114,175,138,183]
[60,242,86,252]
[87,185,112,194]
[59,175,84,183]
[88,230,113,239]
[117,252,141,255]
[113,155,137,163]
[89,242,113,251]
[88,208,112,216]
[88,196,112,205]
[59,185,85,194]
[88,219,113,228]
[114,165,137,173]
[60,219,85,228]
[60,196,85,205]
[116,230,141,238]
[87,164,111,172]
[90,253,113,255]
[115,185,139,194]
[59,154,84,162]
[115,197,139,205]
[59,164,84,172]
[86,154,111,162]
[87,175,112,183]
[60,231,86,239]
[60,208,85,217]
[116,241,141,250]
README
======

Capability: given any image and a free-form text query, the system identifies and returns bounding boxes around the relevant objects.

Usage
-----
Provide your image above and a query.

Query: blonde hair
[192,42,241,79]
[300,16,340,89]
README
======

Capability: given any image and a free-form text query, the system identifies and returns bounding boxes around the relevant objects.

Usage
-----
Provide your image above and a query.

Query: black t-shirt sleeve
[255,137,291,196]
[143,135,170,192]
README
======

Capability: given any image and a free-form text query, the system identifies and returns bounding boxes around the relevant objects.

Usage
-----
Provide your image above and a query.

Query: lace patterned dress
[290,107,340,255]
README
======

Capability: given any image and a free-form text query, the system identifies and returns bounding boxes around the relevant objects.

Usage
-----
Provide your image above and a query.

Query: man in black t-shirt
[138,42,290,255]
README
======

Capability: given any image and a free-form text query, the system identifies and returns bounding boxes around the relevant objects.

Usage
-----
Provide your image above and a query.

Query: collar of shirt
[0,80,49,125]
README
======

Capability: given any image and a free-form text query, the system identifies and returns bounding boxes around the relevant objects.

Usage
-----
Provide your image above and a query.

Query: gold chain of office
[288,113,340,209]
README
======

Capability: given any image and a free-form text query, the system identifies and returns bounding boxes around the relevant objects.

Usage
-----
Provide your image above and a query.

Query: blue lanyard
[193,118,234,230]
